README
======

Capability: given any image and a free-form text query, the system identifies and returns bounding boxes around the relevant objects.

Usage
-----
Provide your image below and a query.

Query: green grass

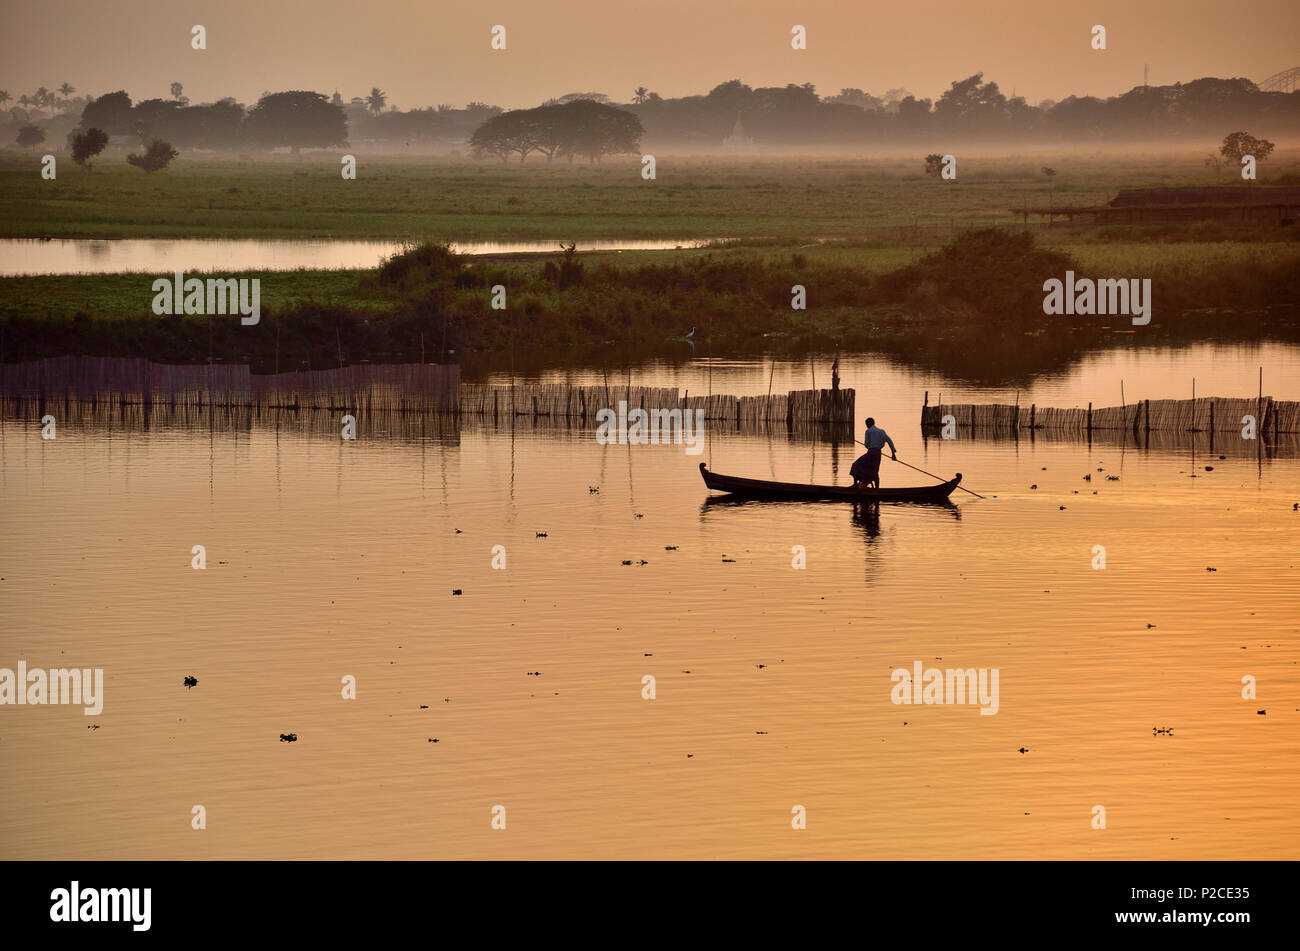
[0,269,386,322]
[3,149,1297,240]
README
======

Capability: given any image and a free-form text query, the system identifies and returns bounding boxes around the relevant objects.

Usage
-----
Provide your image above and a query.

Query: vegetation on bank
[3,231,1298,382]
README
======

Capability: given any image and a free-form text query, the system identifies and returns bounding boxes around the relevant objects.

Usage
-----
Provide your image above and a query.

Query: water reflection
[0,237,710,276]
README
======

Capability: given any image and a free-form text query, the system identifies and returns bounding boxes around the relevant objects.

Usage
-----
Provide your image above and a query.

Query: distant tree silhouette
[70,127,109,169]
[470,100,642,165]
[633,87,649,104]
[469,110,538,162]
[1219,131,1275,166]
[79,91,135,136]
[244,91,347,154]
[16,124,45,148]
[127,139,178,172]
[923,153,944,175]
[366,88,387,115]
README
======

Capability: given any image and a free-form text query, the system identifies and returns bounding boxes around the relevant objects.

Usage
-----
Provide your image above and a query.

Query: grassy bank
[3,232,1298,383]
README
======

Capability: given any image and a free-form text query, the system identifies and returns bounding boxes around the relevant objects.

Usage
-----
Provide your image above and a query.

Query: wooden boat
[699,462,962,503]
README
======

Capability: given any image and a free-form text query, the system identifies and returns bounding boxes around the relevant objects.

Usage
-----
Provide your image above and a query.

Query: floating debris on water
[279,733,298,742]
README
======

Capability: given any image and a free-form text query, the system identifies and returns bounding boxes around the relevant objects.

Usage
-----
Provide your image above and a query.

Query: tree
[169,82,189,106]
[469,100,642,165]
[243,91,347,154]
[33,86,52,114]
[1219,131,1275,166]
[16,124,45,148]
[934,73,1009,134]
[127,139,178,172]
[80,91,135,136]
[71,127,109,169]
[0,91,10,108]
[59,82,74,99]
[366,87,387,115]
[468,109,538,163]
[553,99,642,163]
[826,87,885,111]
[633,87,649,104]
[923,153,944,175]
[553,91,610,105]
[132,98,182,144]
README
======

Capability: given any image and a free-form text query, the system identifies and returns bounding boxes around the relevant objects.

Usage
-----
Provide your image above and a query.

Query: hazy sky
[3,0,1296,109]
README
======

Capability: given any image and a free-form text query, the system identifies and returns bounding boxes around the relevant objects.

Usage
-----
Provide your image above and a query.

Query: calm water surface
[2,344,1297,858]
[0,237,709,276]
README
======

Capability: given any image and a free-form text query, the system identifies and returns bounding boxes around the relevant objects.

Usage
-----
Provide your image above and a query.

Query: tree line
[626,75,1300,145]
[8,72,1297,157]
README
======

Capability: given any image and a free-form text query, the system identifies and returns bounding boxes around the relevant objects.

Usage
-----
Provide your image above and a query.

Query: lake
[0,237,710,276]
[1,343,1297,858]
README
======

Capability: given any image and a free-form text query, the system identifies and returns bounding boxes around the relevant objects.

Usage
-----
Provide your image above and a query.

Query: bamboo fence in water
[920,396,1297,435]
[0,357,856,426]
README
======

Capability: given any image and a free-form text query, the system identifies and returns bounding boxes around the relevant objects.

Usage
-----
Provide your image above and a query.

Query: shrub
[126,139,178,172]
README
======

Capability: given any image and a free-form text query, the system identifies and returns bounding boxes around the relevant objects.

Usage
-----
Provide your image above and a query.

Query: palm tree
[0,91,10,109]
[633,87,649,104]
[59,82,74,98]
[366,87,387,115]
[34,86,51,112]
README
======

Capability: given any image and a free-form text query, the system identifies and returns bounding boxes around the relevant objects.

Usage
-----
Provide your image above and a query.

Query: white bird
[685,327,695,340]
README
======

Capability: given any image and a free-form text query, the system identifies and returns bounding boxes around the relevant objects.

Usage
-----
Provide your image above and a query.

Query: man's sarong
[850,447,882,484]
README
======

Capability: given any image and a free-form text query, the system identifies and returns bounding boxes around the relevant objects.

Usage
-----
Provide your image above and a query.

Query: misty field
[2,149,1297,240]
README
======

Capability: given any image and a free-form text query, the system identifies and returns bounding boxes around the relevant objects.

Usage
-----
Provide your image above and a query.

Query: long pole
[855,439,986,498]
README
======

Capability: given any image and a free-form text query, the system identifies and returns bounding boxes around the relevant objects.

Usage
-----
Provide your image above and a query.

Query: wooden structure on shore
[1016,186,1300,226]
[0,357,854,427]
[921,395,1299,437]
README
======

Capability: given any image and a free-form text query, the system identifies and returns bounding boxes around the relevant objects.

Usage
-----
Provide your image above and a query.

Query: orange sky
[3,0,1296,109]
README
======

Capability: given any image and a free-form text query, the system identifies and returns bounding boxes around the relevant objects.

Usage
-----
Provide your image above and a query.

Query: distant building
[722,114,754,149]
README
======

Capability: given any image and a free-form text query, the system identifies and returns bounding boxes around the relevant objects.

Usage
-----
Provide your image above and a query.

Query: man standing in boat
[851,417,896,490]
